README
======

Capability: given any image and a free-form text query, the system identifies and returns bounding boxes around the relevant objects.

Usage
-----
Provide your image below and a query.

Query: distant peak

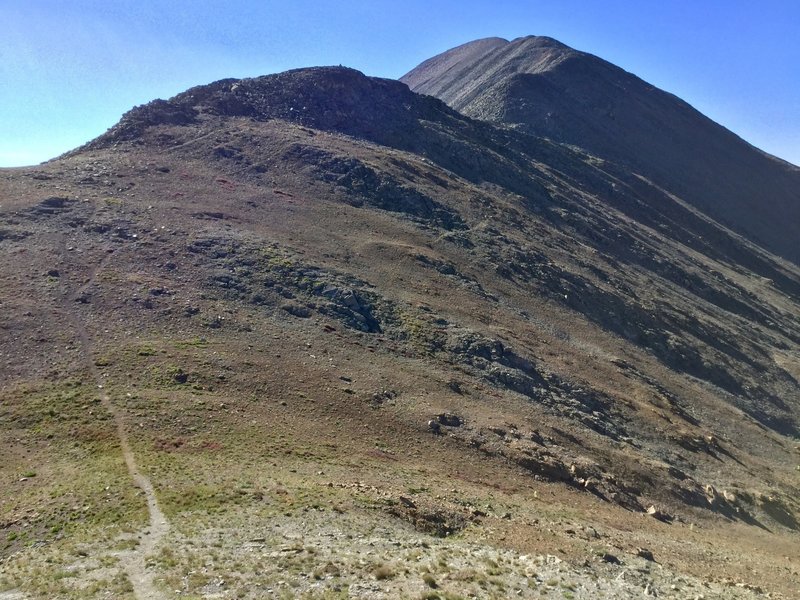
[400,34,580,109]
[399,37,510,89]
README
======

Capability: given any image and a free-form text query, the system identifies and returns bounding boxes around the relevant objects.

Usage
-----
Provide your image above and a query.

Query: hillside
[0,64,799,599]
[402,36,800,265]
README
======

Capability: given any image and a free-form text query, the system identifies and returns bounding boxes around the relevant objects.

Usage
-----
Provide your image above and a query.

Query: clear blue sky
[2,0,799,167]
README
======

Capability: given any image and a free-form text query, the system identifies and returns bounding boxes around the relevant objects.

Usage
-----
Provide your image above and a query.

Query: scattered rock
[33,196,75,214]
[600,552,621,564]
[646,505,673,522]
[447,379,466,394]
[371,390,397,406]
[436,413,463,427]
[487,426,506,437]
[171,368,189,384]
[282,303,312,318]
[399,496,416,508]
[636,548,656,561]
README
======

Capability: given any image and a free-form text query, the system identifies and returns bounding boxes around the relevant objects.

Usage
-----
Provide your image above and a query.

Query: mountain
[1,59,799,598]
[402,36,800,265]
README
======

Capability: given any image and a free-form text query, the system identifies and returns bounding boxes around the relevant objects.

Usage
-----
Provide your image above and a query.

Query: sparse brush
[373,564,394,580]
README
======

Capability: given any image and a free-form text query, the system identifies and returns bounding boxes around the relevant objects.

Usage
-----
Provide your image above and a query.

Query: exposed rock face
[402,36,800,265]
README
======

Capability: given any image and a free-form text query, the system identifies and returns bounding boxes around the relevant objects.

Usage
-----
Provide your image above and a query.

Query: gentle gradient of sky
[2,0,799,167]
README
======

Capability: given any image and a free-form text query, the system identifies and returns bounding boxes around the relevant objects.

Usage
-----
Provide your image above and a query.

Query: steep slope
[402,36,800,265]
[1,66,799,598]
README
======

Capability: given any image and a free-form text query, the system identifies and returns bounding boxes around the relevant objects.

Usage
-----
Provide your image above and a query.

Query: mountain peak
[87,66,434,149]
[402,36,800,264]
[509,35,571,49]
[400,35,580,120]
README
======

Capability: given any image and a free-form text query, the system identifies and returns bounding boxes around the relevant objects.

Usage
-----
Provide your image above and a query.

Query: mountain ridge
[1,40,799,599]
[55,66,800,436]
[402,36,800,265]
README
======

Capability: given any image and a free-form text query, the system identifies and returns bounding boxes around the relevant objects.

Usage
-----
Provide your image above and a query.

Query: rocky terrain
[0,38,798,599]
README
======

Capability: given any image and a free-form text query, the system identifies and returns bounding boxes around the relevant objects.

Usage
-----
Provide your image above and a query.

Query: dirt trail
[60,245,169,600]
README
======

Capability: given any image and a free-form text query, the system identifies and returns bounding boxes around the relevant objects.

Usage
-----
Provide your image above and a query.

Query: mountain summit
[86,67,459,151]
[402,36,800,264]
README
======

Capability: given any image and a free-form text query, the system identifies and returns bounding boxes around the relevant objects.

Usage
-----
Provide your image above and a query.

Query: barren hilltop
[1,37,798,599]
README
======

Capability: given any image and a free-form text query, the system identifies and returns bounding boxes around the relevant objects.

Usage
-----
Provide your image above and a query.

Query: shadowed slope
[402,36,800,265]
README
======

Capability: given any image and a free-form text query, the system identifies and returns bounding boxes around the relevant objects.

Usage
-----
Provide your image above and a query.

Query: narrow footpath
[60,243,169,600]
